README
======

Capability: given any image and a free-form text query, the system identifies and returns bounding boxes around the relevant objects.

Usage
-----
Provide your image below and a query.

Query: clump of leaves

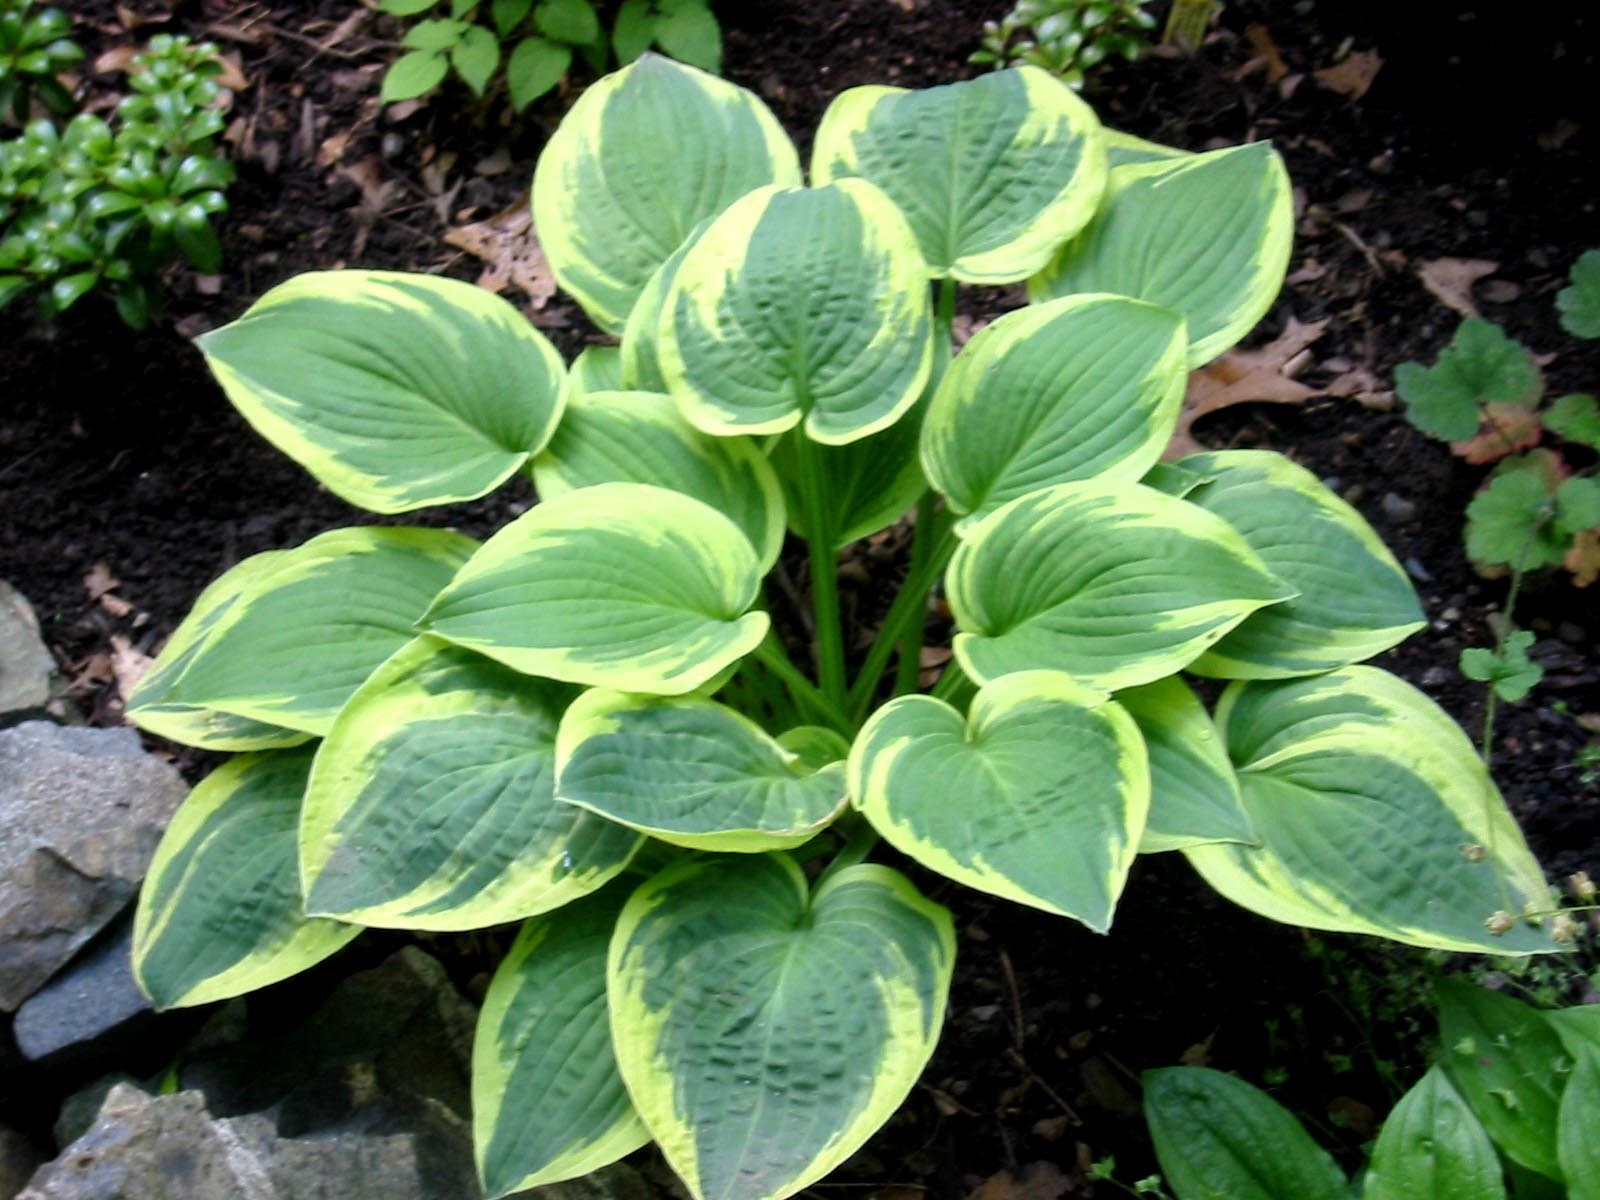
[0,0,81,124]
[0,33,232,327]
[125,56,1556,1200]
[971,0,1156,88]
[1143,973,1600,1199]
[378,0,720,111]
[1394,252,1600,712]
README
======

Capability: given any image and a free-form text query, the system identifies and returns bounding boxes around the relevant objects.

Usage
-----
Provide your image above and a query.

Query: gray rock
[53,1075,142,1152]
[1,1122,44,1200]
[18,1082,478,1200]
[0,583,54,724]
[0,723,187,1011]
[1380,491,1417,524]
[14,916,154,1069]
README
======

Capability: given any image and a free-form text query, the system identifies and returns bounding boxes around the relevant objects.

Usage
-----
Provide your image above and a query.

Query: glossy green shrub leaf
[1030,143,1293,366]
[611,0,655,63]
[491,0,532,36]
[535,0,600,45]
[1363,1065,1506,1200]
[424,482,768,695]
[767,403,930,547]
[660,180,933,444]
[609,854,954,1200]
[532,54,800,333]
[1188,668,1556,954]
[124,550,311,750]
[1178,450,1425,677]
[556,690,848,850]
[132,749,360,1009]
[198,270,566,513]
[1437,978,1566,1179]
[128,527,475,740]
[532,389,786,570]
[299,638,640,929]
[812,66,1106,282]
[451,24,500,95]
[654,0,720,72]
[849,670,1147,930]
[948,481,1293,690]
[472,888,649,1197]
[1143,1067,1349,1200]
[507,36,569,110]
[1115,676,1254,853]
[1394,318,1539,442]
[1557,248,1600,339]
[921,293,1187,527]
[1558,1043,1600,1200]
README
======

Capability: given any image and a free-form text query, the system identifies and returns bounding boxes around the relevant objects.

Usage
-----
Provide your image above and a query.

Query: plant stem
[816,814,882,888]
[1478,550,1532,768]
[930,658,975,708]
[891,491,947,699]
[793,432,849,711]
[847,511,959,723]
[753,637,849,735]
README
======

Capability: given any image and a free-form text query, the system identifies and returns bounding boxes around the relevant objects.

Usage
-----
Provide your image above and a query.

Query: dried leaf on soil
[1313,49,1382,100]
[1241,24,1290,82]
[1567,529,1600,587]
[971,1161,1073,1200]
[444,206,558,309]
[1165,318,1327,458]
[1449,402,1543,464]
[1418,256,1500,318]
[83,561,120,601]
[109,634,153,701]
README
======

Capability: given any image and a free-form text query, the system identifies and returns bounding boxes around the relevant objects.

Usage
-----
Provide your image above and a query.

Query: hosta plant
[127,56,1556,1200]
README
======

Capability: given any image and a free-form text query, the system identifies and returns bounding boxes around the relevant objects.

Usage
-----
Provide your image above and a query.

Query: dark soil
[3,0,1598,1194]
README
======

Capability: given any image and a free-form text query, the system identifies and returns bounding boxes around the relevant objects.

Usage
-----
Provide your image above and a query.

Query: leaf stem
[793,432,850,711]
[891,491,947,699]
[753,636,850,735]
[816,813,882,888]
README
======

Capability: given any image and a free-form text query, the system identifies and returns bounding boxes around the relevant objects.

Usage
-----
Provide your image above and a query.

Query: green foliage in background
[0,33,233,327]
[378,0,720,111]
[971,0,1157,89]
[125,55,1557,1200]
[0,0,81,124]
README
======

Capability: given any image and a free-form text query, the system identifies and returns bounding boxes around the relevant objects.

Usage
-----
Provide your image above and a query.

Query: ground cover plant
[971,0,1157,88]
[0,0,80,124]
[113,53,1568,1200]
[0,31,232,326]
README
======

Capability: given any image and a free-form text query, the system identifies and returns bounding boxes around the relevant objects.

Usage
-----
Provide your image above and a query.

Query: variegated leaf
[300,638,641,929]
[947,481,1294,690]
[1188,668,1556,954]
[660,180,933,444]
[1030,143,1293,366]
[127,527,476,739]
[424,483,768,695]
[198,271,566,512]
[531,54,800,333]
[849,670,1147,930]
[132,749,359,1009]
[556,690,848,851]
[921,293,1187,528]
[812,66,1106,282]
[609,855,954,1200]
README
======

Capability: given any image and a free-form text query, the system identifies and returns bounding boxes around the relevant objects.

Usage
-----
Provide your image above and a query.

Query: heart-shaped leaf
[1030,143,1293,366]
[609,854,954,1200]
[424,482,769,695]
[660,180,934,444]
[532,389,786,571]
[1363,1066,1506,1200]
[197,271,566,512]
[532,54,800,333]
[1187,668,1557,955]
[568,344,624,394]
[1143,1067,1349,1200]
[849,670,1147,930]
[556,690,848,851]
[948,481,1294,690]
[128,527,476,740]
[812,66,1106,283]
[132,749,360,1010]
[1178,450,1425,678]
[300,638,641,929]
[473,888,649,1197]
[1114,675,1254,853]
[921,293,1187,528]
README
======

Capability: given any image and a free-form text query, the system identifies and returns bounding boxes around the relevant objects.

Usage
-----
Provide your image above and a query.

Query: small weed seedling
[378,0,720,111]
